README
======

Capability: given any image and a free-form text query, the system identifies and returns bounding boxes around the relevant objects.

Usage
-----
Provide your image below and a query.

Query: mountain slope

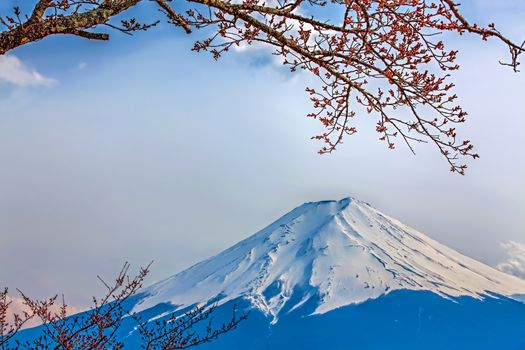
[134,197,525,323]
[17,197,525,349]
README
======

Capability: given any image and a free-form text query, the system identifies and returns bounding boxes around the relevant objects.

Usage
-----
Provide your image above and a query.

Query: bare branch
[1,0,523,173]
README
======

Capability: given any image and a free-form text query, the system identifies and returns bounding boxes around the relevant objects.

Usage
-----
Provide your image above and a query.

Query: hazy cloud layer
[4,294,84,329]
[497,241,525,279]
[0,55,56,87]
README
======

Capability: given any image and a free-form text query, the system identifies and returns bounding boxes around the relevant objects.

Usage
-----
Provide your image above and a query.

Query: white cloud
[497,241,525,279]
[77,62,87,70]
[0,55,56,87]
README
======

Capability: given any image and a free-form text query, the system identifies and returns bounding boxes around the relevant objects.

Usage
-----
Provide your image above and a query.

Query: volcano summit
[20,198,525,349]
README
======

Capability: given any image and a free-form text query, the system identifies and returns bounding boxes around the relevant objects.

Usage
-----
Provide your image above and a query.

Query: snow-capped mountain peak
[134,198,525,322]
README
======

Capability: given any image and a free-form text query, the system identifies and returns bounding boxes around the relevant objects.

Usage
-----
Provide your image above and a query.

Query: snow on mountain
[134,197,525,323]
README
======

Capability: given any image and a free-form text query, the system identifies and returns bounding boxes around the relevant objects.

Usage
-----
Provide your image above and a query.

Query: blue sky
[0,0,525,306]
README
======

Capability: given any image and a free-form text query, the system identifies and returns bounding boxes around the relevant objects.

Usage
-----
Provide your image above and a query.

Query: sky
[0,0,525,307]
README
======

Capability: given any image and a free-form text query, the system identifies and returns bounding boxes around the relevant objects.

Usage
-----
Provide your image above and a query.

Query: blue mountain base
[18,290,525,349]
[197,290,525,350]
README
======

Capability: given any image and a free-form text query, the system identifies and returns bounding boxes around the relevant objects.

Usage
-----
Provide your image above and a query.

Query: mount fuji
[126,197,525,349]
[22,197,525,349]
